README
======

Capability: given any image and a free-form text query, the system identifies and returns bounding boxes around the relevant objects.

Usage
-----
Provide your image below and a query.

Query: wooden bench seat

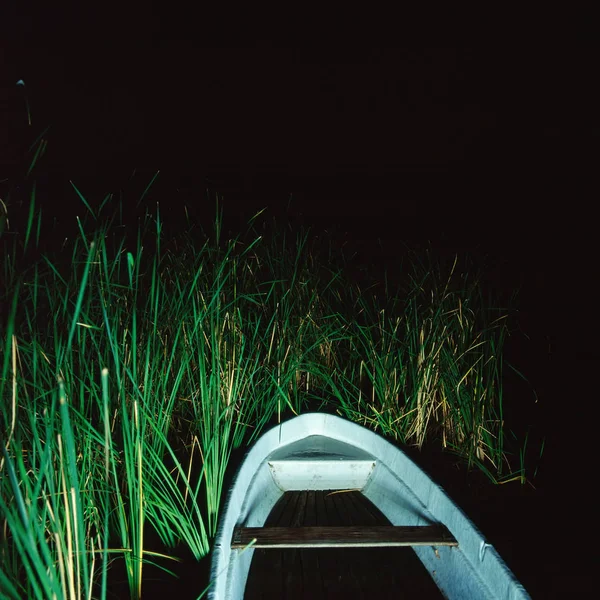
[232,524,458,549]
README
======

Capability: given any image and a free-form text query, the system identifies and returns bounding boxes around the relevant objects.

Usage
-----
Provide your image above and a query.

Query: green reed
[1,167,534,599]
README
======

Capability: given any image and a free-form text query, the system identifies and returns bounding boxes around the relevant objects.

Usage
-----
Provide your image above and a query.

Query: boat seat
[232,524,458,549]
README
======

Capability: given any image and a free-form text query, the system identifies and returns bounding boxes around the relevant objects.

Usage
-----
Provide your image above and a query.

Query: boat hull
[209,413,529,599]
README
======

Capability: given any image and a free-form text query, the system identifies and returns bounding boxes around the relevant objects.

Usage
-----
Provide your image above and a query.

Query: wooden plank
[232,524,458,548]
[349,488,390,523]
[339,490,378,525]
[297,490,325,597]
[282,493,305,599]
[320,491,363,596]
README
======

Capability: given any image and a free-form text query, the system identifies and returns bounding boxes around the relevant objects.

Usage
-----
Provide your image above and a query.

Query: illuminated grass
[1,170,534,597]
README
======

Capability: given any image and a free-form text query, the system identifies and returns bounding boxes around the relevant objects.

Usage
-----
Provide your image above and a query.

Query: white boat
[209,413,530,599]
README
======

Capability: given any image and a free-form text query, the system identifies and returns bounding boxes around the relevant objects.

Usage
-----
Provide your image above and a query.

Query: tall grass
[326,253,516,478]
[1,163,534,598]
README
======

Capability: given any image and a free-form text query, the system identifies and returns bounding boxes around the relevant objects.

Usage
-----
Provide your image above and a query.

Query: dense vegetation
[1,102,532,599]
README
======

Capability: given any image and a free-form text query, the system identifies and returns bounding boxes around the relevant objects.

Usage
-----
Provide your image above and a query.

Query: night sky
[2,26,598,597]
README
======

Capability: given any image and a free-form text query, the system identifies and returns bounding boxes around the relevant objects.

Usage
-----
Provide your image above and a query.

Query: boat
[209,412,530,599]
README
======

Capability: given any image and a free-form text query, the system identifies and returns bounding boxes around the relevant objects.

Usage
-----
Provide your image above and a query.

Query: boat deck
[244,490,444,599]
